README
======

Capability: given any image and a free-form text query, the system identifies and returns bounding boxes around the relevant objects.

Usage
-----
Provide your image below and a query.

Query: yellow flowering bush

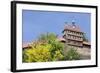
[23,43,52,62]
[23,33,64,62]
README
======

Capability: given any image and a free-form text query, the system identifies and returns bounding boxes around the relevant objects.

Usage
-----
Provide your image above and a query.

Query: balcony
[67,32,83,37]
[67,36,83,41]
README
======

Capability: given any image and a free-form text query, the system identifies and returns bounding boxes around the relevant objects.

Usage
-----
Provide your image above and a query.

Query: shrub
[23,43,52,62]
[65,48,80,60]
[38,33,64,61]
[52,50,64,61]
[22,33,64,62]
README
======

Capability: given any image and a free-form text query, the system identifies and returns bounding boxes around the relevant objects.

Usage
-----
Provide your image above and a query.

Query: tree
[48,40,64,59]
[38,33,57,42]
[83,33,88,42]
[38,33,64,61]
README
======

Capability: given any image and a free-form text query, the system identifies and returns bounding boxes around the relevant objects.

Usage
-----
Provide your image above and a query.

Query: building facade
[60,22,91,59]
[62,22,90,49]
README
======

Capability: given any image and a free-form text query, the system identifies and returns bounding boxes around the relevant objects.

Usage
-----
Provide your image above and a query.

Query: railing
[67,37,83,41]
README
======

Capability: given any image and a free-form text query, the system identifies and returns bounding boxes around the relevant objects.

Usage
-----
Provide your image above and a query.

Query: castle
[58,21,91,59]
[60,22,91,48]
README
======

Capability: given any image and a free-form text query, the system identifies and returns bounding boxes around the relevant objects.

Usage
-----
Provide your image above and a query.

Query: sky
[22,10,91,43]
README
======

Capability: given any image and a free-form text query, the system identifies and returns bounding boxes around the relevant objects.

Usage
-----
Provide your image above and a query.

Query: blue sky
[22,10,91,43]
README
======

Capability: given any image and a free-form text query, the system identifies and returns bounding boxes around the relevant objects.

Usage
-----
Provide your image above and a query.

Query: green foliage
[52,50,64,61]
[83,33,88,42]
[48,40,64,59]
[23,33,64,62]
[23,49,29,62]
[22,33,81,62]
[65,48,80,60]
[38,33,56,42]
[38,33,64,61]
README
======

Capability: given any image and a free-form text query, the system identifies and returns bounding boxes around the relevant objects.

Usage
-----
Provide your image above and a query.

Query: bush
[38,33,64,61]
[22,33,64,62]
[23,43,52,62]
[65,48,80,60]
[52,50,64,61]
[22,33,81,62]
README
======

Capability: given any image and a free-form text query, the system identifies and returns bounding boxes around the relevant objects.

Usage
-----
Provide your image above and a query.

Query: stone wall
[76,47,91,59]
[63,45,91,60]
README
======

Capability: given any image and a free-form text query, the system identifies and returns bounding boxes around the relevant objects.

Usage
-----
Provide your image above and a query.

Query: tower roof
[63,24,83,33]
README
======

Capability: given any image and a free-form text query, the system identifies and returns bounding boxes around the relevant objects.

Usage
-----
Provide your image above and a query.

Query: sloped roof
[57,36,66,42]
[83,41,91,45]
[63,24,83,33]
[22,43,31,49]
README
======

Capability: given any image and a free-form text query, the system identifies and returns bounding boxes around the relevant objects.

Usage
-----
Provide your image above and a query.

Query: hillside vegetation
[23,33,80,63]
